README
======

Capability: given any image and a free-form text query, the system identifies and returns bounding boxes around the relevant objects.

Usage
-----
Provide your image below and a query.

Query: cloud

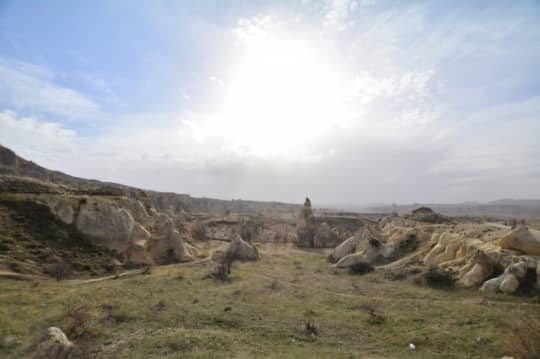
[1,1,539,204]
[0,110,80,167]
[0,57,99,119]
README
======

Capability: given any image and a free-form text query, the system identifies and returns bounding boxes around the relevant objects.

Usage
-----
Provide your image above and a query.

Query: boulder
[148,218,195,264]
[480,261,529,294]
[313,222,341,248]
[335,238,390,268]
[225,234,259,261]
[480,276,504,294]
[335,252,366,268]
[328,235,359,263]
[499,227,540,255]
[460,251,494,288]
[499,274,520,294]
[31,327,74,359]
[75,201,134,252]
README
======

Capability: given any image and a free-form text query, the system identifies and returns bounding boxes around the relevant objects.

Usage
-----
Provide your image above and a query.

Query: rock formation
[30,327,74,359]
[296,198,370,248]
[330,208,540,296]
[406,206,451,224]
[296,197,316,247]
[499,226,540,255]
[224,234,260,261]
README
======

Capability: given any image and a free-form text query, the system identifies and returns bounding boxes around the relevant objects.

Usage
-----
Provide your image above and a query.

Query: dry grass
[1,243,539,358]
[498,314,540,359]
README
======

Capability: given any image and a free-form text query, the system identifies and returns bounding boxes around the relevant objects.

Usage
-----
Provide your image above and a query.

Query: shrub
[412,268,454,289]
[141,265,152,275]
[63,303,94,339]
[348,262,374,275]
[305,320,319,336]
[46,259,72,280]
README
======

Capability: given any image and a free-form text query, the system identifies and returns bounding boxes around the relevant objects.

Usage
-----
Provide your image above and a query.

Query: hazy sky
[1,1,539,205]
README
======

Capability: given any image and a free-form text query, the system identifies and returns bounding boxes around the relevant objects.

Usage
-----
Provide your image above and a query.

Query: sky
[1,0,539,206]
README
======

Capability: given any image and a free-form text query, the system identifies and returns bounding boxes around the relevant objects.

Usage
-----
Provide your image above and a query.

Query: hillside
[0,145,301,217]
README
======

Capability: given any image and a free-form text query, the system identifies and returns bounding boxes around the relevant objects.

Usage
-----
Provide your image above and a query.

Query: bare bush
[141,265,152,275]
[63,304,94,339]
[46,259,72,281]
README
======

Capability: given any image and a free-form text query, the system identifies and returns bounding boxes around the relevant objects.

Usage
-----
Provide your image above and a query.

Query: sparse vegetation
[63,303,94,339]
[0,196,120,278]
[45,259,72,281]
[1,243,539,358]
[348,261,374,275]
[412,268,455,289]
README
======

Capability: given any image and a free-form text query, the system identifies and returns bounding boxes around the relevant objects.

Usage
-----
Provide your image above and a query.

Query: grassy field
[1,243,539,358]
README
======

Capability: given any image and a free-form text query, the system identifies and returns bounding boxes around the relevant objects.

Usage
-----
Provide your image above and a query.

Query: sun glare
[212,35,351,156]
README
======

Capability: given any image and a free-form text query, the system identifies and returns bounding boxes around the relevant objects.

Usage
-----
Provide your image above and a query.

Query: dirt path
[66,255,213,285]
[0,270,45,281]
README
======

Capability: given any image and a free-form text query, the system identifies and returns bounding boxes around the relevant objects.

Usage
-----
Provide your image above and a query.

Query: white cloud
[1,2,539,204]
[0,110,80,166]
[0,57,99,119]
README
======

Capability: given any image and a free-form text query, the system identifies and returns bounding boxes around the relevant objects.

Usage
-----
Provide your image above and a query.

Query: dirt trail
[66,255,213,284]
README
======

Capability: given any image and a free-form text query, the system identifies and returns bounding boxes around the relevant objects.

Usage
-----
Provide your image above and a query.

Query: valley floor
[1,243,539,358]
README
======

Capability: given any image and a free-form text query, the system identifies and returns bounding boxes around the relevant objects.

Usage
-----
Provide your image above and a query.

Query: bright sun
[211,34,350,157]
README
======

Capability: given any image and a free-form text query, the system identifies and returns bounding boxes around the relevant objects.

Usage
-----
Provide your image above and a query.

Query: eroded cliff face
[0,144,302,275]
[1,186,198,272]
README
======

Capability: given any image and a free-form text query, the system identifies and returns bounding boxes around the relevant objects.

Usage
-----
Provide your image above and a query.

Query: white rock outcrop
[31,327,74,359]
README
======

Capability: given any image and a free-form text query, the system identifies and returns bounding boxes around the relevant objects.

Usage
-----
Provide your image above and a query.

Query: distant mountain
[363,200,540,219]
[488,199,540,206]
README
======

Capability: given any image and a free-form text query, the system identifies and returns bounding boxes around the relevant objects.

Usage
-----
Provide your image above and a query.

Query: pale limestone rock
[148,218,194,264]
[500,274,520,294]
[480,276,504,293]
[225,234,259,261]
[42,197,75,224]
[424,240,447,267]
[329,235,359,263]
[499,226,540,255]
[131,222,151,247]
[335,252,365,268]
[460,252,494,288]
[480,261,529,294]
[75,201,134,252]
[433,241,460,265]
[31,327,74,359]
